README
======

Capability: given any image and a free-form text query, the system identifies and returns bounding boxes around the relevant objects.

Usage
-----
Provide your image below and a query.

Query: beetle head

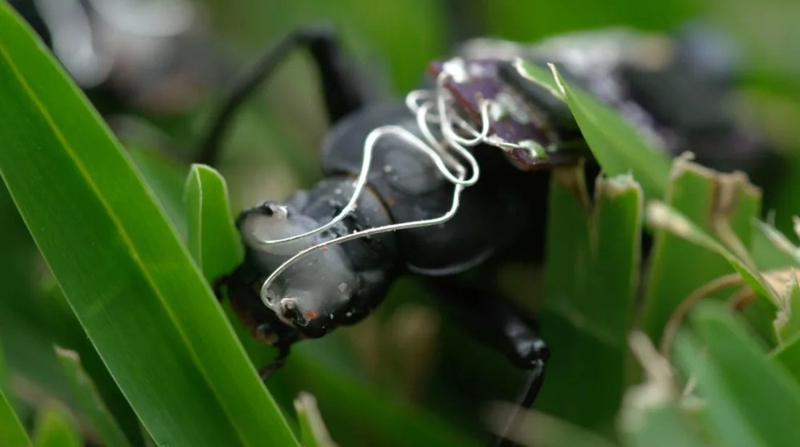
[235,198,389,340]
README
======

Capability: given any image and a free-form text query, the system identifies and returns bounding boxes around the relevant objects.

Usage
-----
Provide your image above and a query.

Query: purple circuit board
[428,59,585,170]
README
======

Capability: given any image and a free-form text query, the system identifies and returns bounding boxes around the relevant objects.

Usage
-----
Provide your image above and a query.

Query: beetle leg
[197,25,370,165]
[428,277,549,447]
[257,341,291,381]
[490,360,546,447]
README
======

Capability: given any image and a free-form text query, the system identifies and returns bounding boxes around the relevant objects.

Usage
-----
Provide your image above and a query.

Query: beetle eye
[260,202,289,218]
[276,297,334,338]
[279,297,305,326]
[239,205,316,256]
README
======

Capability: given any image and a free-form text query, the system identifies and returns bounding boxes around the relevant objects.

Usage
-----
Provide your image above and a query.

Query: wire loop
[256,61,504,311]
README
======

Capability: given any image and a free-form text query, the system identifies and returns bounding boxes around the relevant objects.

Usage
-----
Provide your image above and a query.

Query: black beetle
[8,2,774,444]
[202,25,771,446]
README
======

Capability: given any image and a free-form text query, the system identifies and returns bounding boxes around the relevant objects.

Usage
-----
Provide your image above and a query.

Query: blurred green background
[2,0,800,445]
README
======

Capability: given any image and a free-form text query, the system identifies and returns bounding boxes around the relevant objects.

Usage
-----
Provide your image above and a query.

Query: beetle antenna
[197,26,369,165]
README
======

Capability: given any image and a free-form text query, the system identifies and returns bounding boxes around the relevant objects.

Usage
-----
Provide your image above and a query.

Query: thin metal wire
[259,132,466,309]
[255,72,486,249]
[256,62,501,311]
[405,90,437,119]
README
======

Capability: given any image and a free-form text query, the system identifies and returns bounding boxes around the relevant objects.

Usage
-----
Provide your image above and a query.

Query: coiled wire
[257,60,500,311]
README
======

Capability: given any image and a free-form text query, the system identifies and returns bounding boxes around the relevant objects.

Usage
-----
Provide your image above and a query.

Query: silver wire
[259,125,467,310]
[257,62,502,311]
[254,72,486,247]
[405,90,437,120]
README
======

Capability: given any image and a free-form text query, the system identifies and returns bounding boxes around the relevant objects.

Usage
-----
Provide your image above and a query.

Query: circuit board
[428,59,588,170]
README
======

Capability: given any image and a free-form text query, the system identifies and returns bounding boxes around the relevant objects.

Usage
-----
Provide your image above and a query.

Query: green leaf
[224,294,478,447]
[623,405,705,447]
[675,304,800,447]
[647,201,774,303]
[32,405,80,447]
[140,422,158,447]
[0,6,296,447]
[752,221,800,270]
[545,63,671,200]
[0,341,10,407]
[294,392,337,447]
[539,167,642,427]
[586,174,643,337]
[774,271,800,343]
[753,220,800,268]
[0,280,143,446]
[128,146,190,238]
[620,334,705,447]
[771,332,800,386]
[54,347,131,447]
[0,308,79,414]
[545,169,643,342]
[281,351,481,447]
[508,60,576,132]
[184,164,244,282]
[642,158,768,343]
[0,385,31,447]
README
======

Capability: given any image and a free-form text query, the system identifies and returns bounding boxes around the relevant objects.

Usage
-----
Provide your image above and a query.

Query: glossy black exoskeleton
[204,26,772,447]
